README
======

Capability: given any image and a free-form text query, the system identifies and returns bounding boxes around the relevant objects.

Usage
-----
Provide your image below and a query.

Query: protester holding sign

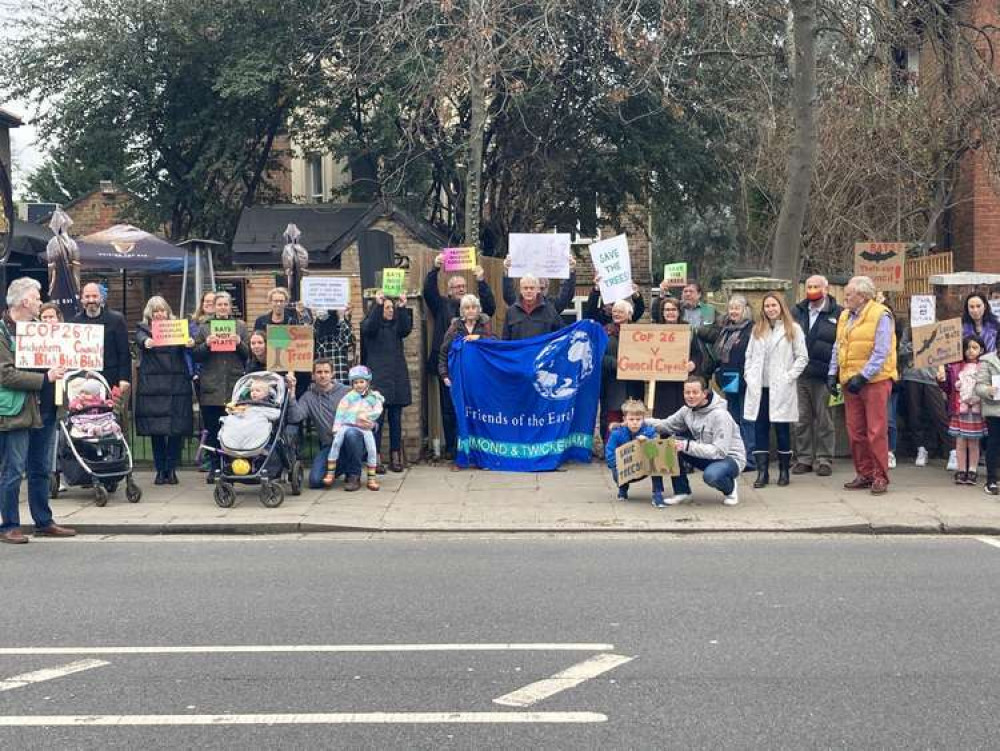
[828,276,898,495]
[253,286,312,332]
[501,255,578,317]
[192,291,249,464]
[598,299,645,441]
[135,297,194,486]
[654,282,717,327]
[313,310,354,384]
[604,399,665,506]
[937,336,987,485]
[651,298,715,419]
[899,325,951,469]
[0,278,74,544]
[502,265,577,341]
[791,275,843,477]
[710,295,757,471]
[362,291,412,473]
[583,278,644,325]
[646,376,745,506]
[743,294,809,489]
[961,293,998,353]
[72,282,130,394]
[438,294,496,388]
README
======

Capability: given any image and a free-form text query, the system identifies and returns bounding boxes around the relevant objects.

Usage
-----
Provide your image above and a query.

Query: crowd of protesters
[1,253,995,544]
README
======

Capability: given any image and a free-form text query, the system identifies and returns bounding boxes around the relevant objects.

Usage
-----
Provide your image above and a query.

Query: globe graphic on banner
[533,329,595,400]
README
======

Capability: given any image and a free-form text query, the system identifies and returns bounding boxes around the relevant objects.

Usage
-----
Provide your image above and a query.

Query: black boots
[777,452,792,487]
[752,452,769,488]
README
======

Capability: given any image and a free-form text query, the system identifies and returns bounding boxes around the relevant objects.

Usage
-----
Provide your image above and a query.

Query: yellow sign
[152,319,189,346]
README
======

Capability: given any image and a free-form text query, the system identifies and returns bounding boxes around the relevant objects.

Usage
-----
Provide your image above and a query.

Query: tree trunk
[464,0,486,248]
[770,0,818,284]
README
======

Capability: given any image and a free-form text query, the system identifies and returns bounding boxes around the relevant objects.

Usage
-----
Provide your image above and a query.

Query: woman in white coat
[744,293,809,488]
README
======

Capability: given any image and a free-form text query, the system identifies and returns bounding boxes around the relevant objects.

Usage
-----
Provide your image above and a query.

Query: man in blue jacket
[792,275,843,476]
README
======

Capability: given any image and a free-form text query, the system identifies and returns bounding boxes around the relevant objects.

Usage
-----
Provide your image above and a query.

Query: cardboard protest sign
[151,319,189,347]
[854,242,906,292]
[381,268,406,298]
[266,325,314,372]
[663,262,688,287]
[15,321,104,370]
[910,295,935,327]
[588,234,633,304]
[508,233,571,279]
[616,324,691,382]
[912,318,963,369]
[301,277,351,310]
[443,246,477,271]
[615,437,680,485]
[209,319,238,352]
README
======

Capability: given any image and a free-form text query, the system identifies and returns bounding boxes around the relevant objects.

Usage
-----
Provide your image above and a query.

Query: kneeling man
[646,376,746,506]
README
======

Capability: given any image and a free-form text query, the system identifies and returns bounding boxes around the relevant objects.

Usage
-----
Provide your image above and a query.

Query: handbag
[0,320,26,417]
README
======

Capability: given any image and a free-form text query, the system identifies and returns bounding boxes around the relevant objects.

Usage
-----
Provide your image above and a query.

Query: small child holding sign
[938,335,987,485]
[605,399,666,507]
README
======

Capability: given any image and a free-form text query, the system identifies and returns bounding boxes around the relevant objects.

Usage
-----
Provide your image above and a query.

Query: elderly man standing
[0,278,75,544]
[72,282,131,394]
[424,256,496,459]
[827,276,897,495]
[792,275,843,476]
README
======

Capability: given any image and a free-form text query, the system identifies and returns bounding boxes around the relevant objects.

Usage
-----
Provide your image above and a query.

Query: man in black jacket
[423,256,497,458]
[792,275,843,476]
[72,282,131,393]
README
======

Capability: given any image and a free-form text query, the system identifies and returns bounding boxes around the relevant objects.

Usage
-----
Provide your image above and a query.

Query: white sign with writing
[910,295,936,327]
[588,234,633,304]
[508,234,571,279]
[991,300,1000,321]
[301,276,351,310]
[15,321,105,370]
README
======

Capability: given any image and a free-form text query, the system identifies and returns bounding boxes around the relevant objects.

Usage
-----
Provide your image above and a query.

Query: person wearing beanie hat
[323,365,384,490]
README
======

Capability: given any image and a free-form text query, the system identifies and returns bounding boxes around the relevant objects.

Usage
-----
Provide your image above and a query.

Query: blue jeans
[309,428,366,489]
[888,390,898,453]
[723,381,757,470]
[610,468,664,496]
[0,419,58,532]
[671,454,741,497]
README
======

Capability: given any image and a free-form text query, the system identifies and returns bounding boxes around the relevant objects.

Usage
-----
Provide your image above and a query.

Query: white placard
[508,234,571,279]
[588,234,633,304]
[301,277,351,310]
[910,295,936,327]
[15,321,104,370]
[991,300,1000,320]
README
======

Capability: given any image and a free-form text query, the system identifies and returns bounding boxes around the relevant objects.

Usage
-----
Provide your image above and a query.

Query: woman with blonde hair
[743,293,808,488]
[135,296,195,484]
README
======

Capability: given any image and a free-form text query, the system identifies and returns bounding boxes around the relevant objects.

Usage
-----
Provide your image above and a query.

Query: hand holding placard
[442,246,477,271]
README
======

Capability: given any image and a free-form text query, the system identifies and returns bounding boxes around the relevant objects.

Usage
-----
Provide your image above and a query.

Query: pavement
[28,459,1000,535]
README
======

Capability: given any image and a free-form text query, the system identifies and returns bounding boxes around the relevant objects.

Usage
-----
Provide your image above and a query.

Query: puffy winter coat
[134,323,195,437]
[743,322,809,423]
[361,303,412,406]
[793,295,843,381]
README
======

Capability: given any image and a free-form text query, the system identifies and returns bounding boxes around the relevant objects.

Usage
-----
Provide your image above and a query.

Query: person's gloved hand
[826,374,840,396]
[846,374,868,394]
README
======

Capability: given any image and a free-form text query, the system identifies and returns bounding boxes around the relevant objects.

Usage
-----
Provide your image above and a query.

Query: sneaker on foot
[616,489,629,502]
[887,451,896,469]
[651,492,667,508]
[915,446,928,467]
[722,483,739,506]
[947,449,958,471]
[663,493,693,506]
[985,482,999,496]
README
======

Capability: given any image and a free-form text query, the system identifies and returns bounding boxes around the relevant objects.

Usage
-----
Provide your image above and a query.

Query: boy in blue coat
[605,399,666,507]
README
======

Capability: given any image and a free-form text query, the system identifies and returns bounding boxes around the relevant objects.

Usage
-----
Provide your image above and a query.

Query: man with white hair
[792,274,843,476]
[502,271,575,340]
[0,278,75,543]
[71,281,131,393]
[827,275,897,495]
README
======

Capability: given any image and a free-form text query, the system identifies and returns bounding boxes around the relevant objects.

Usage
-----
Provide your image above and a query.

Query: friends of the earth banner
[448,320,607,471]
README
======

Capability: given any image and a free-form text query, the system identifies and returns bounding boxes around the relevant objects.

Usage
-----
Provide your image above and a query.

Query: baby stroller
[51,369,141,507]
[208,371,303,508]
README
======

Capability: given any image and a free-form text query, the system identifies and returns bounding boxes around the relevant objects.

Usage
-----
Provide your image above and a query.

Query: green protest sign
[663,262,688,286]
[209,319,237,352]
[382,268,406,298]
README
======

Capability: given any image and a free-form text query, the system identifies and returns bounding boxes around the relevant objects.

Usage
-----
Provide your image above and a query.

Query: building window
[308,156,324,202]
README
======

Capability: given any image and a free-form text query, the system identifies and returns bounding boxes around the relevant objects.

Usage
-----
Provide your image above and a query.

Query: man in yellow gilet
[827,276,898,495]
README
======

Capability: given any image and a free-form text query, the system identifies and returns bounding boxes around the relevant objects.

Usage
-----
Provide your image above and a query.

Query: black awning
[231,204,373,266]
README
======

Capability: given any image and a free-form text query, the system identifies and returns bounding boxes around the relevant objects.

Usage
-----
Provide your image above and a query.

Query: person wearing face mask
[71,282,131,397]
[791,275,843,477]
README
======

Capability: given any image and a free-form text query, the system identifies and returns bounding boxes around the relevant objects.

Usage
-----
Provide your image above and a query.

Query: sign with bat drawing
[912,318,962,370]
[854,242,907,292]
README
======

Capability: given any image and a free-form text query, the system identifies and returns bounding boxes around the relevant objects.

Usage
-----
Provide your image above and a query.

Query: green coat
[0,317,45,432]
[192,316,249,407]
[974,352,1000,418]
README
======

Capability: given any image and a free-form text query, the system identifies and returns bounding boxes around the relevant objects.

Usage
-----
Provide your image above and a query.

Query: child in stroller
[67,375,123,439]
[323,365,383,490]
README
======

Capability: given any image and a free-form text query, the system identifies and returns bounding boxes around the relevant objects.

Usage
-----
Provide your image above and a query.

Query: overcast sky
[2,0,45,195]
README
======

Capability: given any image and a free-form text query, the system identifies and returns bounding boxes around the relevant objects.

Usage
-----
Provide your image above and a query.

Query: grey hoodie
[646,392,747,470]
[288,381,350,446]
[974,352,1000,418]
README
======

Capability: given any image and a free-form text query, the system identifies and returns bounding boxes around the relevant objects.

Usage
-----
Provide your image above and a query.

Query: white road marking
[0,643,613,656]
[493,653,634,708]
[0,659,110,692]
[0,711,607,726]
[976,536,1000,550]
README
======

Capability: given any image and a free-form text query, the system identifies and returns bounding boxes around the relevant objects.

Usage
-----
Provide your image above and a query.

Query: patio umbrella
[73,224,187,272]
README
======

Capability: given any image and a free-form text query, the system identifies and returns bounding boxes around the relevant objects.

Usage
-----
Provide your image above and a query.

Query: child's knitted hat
[348,365,373,382]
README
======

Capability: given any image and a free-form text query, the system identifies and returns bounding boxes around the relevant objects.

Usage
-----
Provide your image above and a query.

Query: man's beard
[85,304,101,316]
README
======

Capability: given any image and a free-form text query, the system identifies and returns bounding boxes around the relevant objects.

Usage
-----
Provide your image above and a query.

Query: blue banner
[449,319,607,471]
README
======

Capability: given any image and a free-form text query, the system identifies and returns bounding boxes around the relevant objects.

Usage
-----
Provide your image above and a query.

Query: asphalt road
[2,535,999,749]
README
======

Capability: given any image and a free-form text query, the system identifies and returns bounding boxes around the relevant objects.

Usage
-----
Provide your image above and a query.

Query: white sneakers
[663,493,693,506]
[888,451,897,469]
[915,447,929,467]
[723,481,739,506]
[947,449,958,471]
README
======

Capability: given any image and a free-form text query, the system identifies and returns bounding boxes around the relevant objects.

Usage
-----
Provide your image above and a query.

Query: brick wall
[64,187,134,236]
[572,204,653,317]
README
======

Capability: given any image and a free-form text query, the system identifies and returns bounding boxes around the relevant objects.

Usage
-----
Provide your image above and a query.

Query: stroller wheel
[289,460,304,496]
[94,485,109,507]
[126,477,142,504]
[214,482,237,509]
[260,481,285,508]
[50,474,60,499]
